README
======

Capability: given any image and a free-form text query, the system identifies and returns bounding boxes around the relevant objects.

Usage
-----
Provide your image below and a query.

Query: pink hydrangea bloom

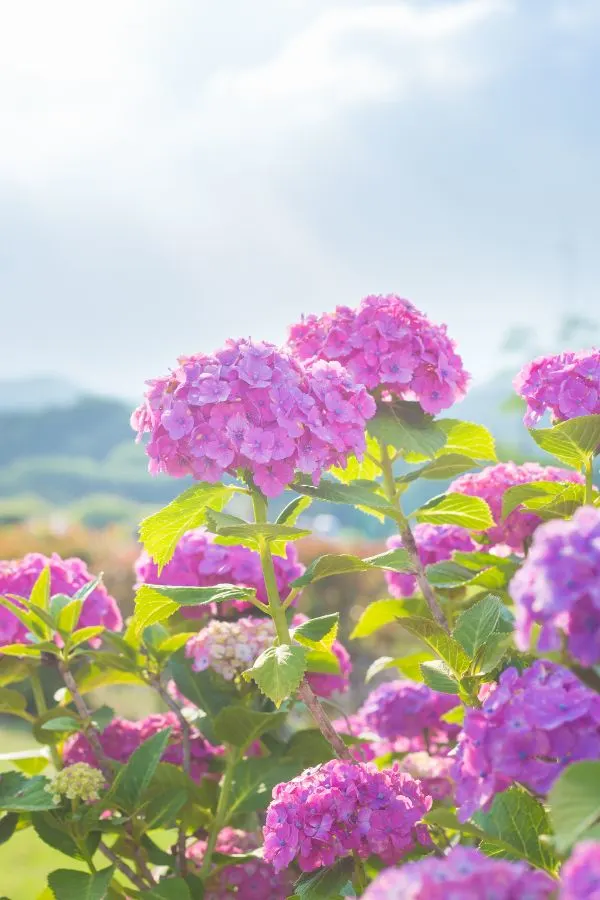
[511,506,600,666]
[514,348,600,426]
[135,528,303,617]
[356,680,459,747]
[363,847,555,899]
[398,751,454,803]
[287,294,469,414]
[185,616,275,681]
[263,758,432,872]
[131,338,375,497]
[291,614,352,697]
[187,828,293,899]
[453,661,600,821]
[385,525,477,597]
[560,841,600,899]
[63,714,221,782]
[0,552,122,646]
[449,462,584,551]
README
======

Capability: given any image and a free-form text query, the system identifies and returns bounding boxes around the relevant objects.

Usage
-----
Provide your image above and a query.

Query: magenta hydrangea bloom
[514,348,600,427]
[356,680,459,748]
[511,506,600,666]
[449,462,584,551]
[187,828,293,899]
[398,752,454,803]
[560,841,600,899]
[453,660,600,821]
[263,758,431,873]
[0,552,122,646]
[131,338,376,497]
[63,714,221,782]
[385,525,477,597]
[135,528,303,617]
[287,294,469,414]
[363,847,555,899]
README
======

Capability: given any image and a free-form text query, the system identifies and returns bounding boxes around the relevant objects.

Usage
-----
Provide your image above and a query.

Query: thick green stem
[378,442,449,632]
[585,457,595,506]
[353,854,368,894]
[199,750,238,880]
[30,670,62,771]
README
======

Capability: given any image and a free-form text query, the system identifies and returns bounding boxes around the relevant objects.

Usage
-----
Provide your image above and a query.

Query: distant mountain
[0,375,82,411]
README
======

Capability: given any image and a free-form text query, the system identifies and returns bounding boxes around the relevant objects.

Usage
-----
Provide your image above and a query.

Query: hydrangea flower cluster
[63,714,221,782]
[287,294,469,414]
[263,758,432,872]
[398,752,454,803]
[560,841,600,899]
[187,827,293,899]
[453,660,600,821]
[449,462,584,551]
[362,847,555,899]
[135,529,303,617]
[385,525,477,597]
[356,680,459,747]
[131,338,376,496]
[511,506,600,666]
[514,348,600,426]
[47,763,105,805]
[0,552,122,646]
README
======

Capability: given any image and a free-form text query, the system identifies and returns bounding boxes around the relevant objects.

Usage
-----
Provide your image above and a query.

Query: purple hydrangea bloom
[560,841,600,899]
[453,661,600,821]
[385,525,477,597]
[135,528,303,617]
[363,847,555,899]
[131,338,376,496]
[263,759,432,873]
[356,680,459,748]
[287,294,469,414]
[510,506,600,666]
[514,348,600,426]
[0,552,122,646]
[449,462,584,551]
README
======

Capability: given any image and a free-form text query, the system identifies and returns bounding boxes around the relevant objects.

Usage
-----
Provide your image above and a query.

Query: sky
[1,0,599,399]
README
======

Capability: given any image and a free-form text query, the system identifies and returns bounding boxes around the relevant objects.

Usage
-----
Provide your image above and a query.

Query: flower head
[287,295,469,414]
[0,552,122,647]
[452,661,600,821]
[185,616,275,681]
[449,462,584,551]
[263,758,432,873]
[47,762,105,805]
[131,339,375,496]
[560,841,600,899]
[356,680,459,748]
[510,506,600,666]
[385,525,477,597]
[398,752,454,803]
[362,846,555,899]
[514,348,600,426]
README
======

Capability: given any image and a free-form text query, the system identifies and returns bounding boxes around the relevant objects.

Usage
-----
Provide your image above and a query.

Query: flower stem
[378,441,449,632]
[585,457,594,506]
[353,854,368,894]
[199,749,239,880]
[30,670,62,771]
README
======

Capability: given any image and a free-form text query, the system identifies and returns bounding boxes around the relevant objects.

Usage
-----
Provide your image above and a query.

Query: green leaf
[501,481,571,518]
[275,495,312,526]
[0,595,47,640]
[424,806,487,838]
[213,708,286,749]
[139,482,234,569]
[0,686,28,717]
[205,509,310,546]
[34,709,80,746]
[291,477,395,517]
[133,583,255,634]
[420,660,460,694]
[367,400,447,459]
[32,811,100,860]
[365,547,413,572]
[330,434,381,483]
[0,772,57,812]
[47,866,115,900]
[425,560,506,590]
[397,453,478,484]
[29,566,51,611]
[291,613,339,650]
[473,786,558,873]
[227,758,301,816]
[142,790,188,830]
[350,597,426,639]
[530,414,600,469]
[0,642,52,658]
[40,717,81,734]
[365,652,433,683]
[111,728,172,812]
[0,747,50,775]
[170,658,238,725]
[437,419,497,461]
[453,594,512,657]
[68,626,105,650]
[305,648,341,675]
[0,812,18,845]
[292,548,411,587]
[137,879,192,900]
[293,857,354,899]
[415,493,494,530]
[548,760,600,853]
[56,599,84,634]
[285,730,335,767]
[0,656,30,686]
[246,644,307,707]
[396,616,471,676]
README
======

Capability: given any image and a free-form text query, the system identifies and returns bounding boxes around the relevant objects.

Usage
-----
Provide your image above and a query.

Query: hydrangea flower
[47,763,105,805]
[287,294,469,414]
[131,338,376,496]
[63,714,221,782]
[510,506,600,666]
[263,758,432,872]
[398,752,454,803]
[560,841,600,899]
[135,528,303,617]
[514,348,600,426]
[449,462,584,551]
[356,680,459,747]
[453,660,600,821]
[0,552,122,646]
[362,846,555,899]
[385,525,477,597]
[187,827,293,899]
